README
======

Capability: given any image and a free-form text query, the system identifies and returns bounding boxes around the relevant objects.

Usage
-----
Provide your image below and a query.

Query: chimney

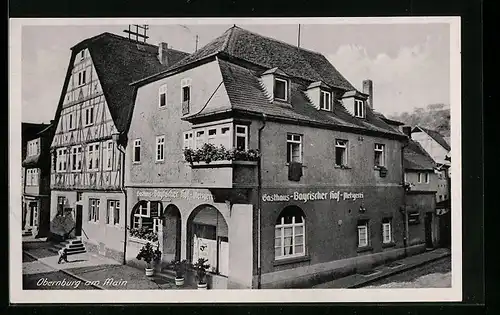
[362,79,373,109]
[158,42,169,66]
[402,126,412,139]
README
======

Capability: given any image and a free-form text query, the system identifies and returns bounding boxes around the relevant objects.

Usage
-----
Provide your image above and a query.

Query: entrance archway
[161,204,182,262]
[187,204,229,277]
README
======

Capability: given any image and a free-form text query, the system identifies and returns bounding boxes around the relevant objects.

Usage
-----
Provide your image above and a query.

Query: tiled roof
[413,126,451,151]
[81,33,189,133]
[166,26,355,91]
[404,140,436,171]
[196,59,404,137]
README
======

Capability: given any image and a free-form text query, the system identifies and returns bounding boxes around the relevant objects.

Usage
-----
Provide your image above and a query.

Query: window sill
[187,160,258,168]
[273,255,310,266]
[357,246,373,253]
[382,242,396,248]
[128,237,152,245]
[132,162,141,165]
[88,221,99,225]
[155,160,165,164]
[334,165,351,169]
[285,163,306,168]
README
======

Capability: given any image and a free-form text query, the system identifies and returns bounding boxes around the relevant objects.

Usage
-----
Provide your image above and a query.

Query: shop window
[130,201,162,242]
[89,198,100,222]
[335,139,348,167]
[374,143,385,167]
[286,134,302,163]
[357,220,369,247]
[274,206,305,260]
[382,218,392,244]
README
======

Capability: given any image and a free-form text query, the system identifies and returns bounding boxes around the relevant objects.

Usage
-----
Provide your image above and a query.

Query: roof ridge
[72,32,160,50]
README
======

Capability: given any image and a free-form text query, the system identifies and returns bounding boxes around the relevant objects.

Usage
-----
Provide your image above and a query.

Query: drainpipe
[401,140,409,258]
[257,113,266,289]
[113,132,128,265]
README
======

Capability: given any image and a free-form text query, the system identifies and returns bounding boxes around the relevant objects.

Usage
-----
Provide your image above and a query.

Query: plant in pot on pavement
[170,259,188,286]
[192,257,210,289]
[136,242,162,277]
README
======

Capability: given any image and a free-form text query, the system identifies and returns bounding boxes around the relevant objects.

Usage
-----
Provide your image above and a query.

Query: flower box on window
[129,227,158,242]
[183,143,260,165]
[379,166,388,177]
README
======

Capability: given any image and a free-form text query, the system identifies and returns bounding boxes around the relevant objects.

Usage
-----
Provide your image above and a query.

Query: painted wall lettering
[262,190,364,203]
[137,189,214,202]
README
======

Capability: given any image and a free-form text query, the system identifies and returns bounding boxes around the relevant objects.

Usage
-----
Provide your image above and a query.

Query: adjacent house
[22,122,51,236]
[124,26,427,289]
[48,32,189,260]
[401,127,440,249]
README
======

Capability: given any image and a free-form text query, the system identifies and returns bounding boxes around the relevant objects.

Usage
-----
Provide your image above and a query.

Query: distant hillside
[388,103,450,138]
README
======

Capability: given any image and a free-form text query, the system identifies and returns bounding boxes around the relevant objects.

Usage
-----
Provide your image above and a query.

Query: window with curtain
[274,206,305,260]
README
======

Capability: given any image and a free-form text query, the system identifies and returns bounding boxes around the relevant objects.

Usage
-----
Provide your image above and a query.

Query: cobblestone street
[362,256,451,288]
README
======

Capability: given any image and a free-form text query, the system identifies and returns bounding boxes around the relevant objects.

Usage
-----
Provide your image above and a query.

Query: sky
[21,21,451,124]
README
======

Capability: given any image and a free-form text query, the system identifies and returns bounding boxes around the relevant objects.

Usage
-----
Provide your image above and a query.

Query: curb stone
[23,250,105,290]
[349,251,451,288]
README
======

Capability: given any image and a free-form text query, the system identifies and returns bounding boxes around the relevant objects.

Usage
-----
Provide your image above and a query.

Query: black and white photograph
[9,17,461,303]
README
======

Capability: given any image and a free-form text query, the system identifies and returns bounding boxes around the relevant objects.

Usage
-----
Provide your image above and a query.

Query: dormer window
[354,99,365,118]
[274,77,288,102]
[320,90,332,111]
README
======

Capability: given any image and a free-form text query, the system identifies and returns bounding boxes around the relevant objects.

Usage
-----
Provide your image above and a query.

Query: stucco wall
[412,132,449,165]
[260,121,403,187]
[126,59,232,187]
[405,170,438,192]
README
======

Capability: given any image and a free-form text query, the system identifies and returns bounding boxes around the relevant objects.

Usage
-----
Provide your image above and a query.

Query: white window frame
[418,172,423,183]
[138,202,151,217]
[104,140,114,171]
[183,131,194,149]
[156,135,165,162]
[89,198,100,223]
[286,134,302,163]
[107,200,120,226]
[133,139,141,164]
[87,143,100,172]
[382,220,392,244]
[70,145,82,172]
[80,50,85,60]
[207,128,218,145]
[335,139,348,167]
[220,125,232,149]
[56,148,68,172]
[235,125,249,151]
[159,84,167,108]
[274,77,288,102]
[195,130,206,149]
[68,112,76,131]
[354,99,365,118]
[84,106,94,126]
[153,218,161,234]
[320,90,332,111]
[404,172,408,183]
[374,143,385,167]
[357,222,369,247]
[274,214,305,260]
[78,70,87,87]
[424,172,430,184]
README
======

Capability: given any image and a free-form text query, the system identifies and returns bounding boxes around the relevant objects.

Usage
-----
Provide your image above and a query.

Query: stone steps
[48,238,86,256]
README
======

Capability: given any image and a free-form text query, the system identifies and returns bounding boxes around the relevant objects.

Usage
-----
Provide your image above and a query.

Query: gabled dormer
[306,81,334,111]
[259,67,291,104]
[340,90,368,119]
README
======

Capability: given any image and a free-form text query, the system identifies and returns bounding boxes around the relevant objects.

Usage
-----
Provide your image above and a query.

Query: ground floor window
[88,198,100,222]
[357,220,369,247]
[382,218,392,243]
[274,206,305,260]
[106,200,120,225]
[129,201,161,242]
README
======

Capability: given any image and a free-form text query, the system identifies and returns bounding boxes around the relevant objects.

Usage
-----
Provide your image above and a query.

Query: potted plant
[192,257,210,289]
[136,242,162,276]
[170,259,187,286]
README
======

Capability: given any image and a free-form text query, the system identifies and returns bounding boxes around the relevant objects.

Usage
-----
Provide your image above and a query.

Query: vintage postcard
[9,17,461,303]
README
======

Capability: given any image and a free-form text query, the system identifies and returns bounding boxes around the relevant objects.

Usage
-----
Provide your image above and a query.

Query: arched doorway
[161,204,182,262]
[187,205,229,277]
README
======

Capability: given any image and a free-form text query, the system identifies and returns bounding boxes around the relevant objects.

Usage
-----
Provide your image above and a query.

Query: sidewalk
[23,239,196,290]
[312,247,451,289]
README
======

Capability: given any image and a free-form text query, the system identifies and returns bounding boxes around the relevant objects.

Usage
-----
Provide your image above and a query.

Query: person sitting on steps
[58,248,69,264]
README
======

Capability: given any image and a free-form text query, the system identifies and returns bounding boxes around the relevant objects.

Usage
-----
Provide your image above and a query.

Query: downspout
[116,137,128,265]
[257,113,266,289]
[401,140,409,258]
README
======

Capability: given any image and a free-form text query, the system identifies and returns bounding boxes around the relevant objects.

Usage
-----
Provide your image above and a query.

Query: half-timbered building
[49,32,189,261]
